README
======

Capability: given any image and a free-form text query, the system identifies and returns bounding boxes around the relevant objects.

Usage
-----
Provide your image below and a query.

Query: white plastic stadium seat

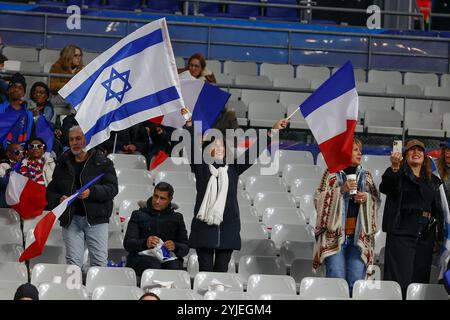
[240,222,268,240]
[238,256,287,283]
[0,244,24,263]
[85,267,137,294]
[204,291,251,300]
[290,179,319,199]
[150,288,202,300]
[205,59,221,75]
[260,63,294,80]
[353,280,402,300]
[404,72,438,89]
[154,171,196,188]
[0,226,22,245]
[298,194,317,225]
[356,82,385,94]
[252,192,297,218]
[397,99,432,114]
[223,61,257,76]
[262,208,306,229]
[240,89,279,106]
[270,224,314,249]
[358,96,394,113]
[39,48,60,65]
[235,75,272,87]
[299,277,350,299]
[282,164,321,189]
[246,274,296,299]
[361,155,391,171]
[279,92,310,108]
[226,100,248,126]
[275,150,315,166]
[406,283,449,300]
[3,46,38,61]
[259,293,302,300]
[279,240,315,265]
[215,73,235,85]
[296,65,330,82]
[175,56,185,69]
[92,285,144,300]
[31,263,82,286]
[193,272,244,294]
[248,102,285,127]
[107,153,147,169]
[114,184,153,212]
[0,262,28,282]
[386,84,422,96]
[116,168,153,185]
[405,111,444,138]
[273,77,310,90]
[38,283,89,300]
[231,239,277,265]
[364,109,403,136]
[244,176,286,200]
[141,269,191,290]
[0,209,20,227]
[368,69,402,86]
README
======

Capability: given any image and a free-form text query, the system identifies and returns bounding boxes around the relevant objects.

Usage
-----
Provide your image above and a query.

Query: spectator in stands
[380,139,444,297]
[144,122,175,167]
[124,182,189,276]
[178,53,216,83]
[0,72,33,151]
[20,138,55,187]
[29,82,55,126]
[13,283,39,300]
[139,292,160,300]
[0,143,24,207]
[0,53,8,103]
[182,107,288,272]
[49,44,84,96]
[437,140,450,208]
[313,138,380,295]
[46,126,118,269]
[99,125,149,157]
[59,110,78,150]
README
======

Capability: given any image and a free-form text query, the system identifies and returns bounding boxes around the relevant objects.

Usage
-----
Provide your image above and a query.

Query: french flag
[299,61,358,173]
[19,174,104,262]
[5,171,47,220]
[151,79,231,133]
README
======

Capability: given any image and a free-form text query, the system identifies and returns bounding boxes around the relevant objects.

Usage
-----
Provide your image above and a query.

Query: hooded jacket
[46,149,118,227]
[124,197,189,265]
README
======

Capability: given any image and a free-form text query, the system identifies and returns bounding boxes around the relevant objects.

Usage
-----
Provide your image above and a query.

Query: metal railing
[0,9,449,74]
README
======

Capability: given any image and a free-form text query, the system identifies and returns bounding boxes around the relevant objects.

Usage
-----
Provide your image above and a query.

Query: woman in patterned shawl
[313,138,380,294]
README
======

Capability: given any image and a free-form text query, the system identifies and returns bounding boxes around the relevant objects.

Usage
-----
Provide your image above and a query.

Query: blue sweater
[0,101,34,150]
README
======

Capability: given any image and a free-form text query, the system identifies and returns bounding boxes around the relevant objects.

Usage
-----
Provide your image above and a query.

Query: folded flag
[5,171,47,220]
[299,61,358,173]
[151,79,231,133]
[19,174,104,262]
[59,18,184,151]
[0,111,21,146]
[34,115,54,154]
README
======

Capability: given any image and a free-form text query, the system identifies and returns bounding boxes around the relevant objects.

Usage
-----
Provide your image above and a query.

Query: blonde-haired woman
[313,138,380,294]
[49,44,84,95]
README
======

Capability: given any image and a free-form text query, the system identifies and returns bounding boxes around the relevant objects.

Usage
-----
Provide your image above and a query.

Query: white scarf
[196,164,229,226]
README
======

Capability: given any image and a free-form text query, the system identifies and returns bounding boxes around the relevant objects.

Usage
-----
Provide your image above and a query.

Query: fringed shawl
[312,166,380,274]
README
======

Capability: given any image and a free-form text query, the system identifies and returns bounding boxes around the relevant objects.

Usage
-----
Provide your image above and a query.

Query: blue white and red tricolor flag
[19,174,104,262]
[430,157,450,280]
[299,61,358,173]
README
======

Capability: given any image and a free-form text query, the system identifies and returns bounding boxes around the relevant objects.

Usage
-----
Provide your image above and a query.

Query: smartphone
[393,140,402,154]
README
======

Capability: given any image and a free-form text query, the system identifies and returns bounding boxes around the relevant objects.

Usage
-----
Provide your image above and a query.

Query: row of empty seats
[1,261,447,300]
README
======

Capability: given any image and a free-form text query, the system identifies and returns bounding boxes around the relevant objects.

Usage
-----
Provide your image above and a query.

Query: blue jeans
[62,215,109,269]
[324,235,366,294]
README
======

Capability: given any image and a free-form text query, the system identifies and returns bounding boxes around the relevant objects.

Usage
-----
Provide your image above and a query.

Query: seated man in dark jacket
[124,182,189,276]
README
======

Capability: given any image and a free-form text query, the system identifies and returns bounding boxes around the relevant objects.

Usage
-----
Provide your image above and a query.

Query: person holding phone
[380,139,444,297]
[313,138,380,295]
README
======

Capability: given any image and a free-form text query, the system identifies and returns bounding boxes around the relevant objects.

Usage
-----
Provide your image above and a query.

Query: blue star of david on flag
[101,67,132,103]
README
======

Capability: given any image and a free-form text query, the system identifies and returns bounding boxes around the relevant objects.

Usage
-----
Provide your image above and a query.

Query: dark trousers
[127,256,183,277]
[196,248,233,272]
[384,230,435,298]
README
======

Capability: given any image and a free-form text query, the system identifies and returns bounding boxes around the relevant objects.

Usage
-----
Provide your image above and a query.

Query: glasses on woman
[28,144,45,150]
[12,149,24,156]
[189,63,201,68]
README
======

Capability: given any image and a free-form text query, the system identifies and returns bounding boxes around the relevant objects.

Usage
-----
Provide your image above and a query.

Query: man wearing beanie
[13,283,39,300]
[0,72,34,151]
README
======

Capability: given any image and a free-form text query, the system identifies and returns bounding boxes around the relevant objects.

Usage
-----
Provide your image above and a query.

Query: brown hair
[58,44,84,71]
[402,147,432,181]
[188,53,206,70]
[353,138,362,150]
[437,147,449,180]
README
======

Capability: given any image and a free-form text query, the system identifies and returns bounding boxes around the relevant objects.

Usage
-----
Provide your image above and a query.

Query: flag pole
[112,132,118,154]
[286,107,300,120]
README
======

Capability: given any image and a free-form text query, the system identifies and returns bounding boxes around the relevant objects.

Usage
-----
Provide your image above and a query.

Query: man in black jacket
[46,126,118,269]
[124,182,189,276]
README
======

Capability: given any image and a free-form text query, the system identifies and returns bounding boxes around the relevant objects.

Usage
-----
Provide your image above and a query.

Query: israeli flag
[59,18,184,150]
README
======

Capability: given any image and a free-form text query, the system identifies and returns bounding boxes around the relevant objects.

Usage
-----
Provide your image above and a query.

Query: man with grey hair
[46,126,118,268]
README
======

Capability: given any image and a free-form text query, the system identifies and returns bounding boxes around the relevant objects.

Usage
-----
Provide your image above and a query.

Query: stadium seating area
[0,150,447,300]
